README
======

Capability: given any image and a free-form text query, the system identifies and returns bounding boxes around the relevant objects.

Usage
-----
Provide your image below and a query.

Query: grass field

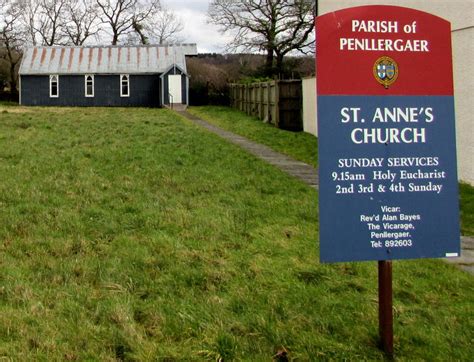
[0,104,472,360]
[460,182,474,236]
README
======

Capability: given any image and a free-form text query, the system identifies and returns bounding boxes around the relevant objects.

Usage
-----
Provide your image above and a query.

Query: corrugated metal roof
[19,44,197,75]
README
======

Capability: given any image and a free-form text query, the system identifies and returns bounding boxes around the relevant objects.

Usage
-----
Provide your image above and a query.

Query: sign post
[378,260,393,355]
[316,5,460,355]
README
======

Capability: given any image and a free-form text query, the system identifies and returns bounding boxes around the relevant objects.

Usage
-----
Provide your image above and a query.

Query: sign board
[316,6,460,263]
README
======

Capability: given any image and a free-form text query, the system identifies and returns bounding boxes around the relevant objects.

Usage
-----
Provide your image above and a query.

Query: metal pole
[378,260,393,357]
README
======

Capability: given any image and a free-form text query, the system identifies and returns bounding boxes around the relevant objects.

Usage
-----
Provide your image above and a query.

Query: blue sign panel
[318,96,459,262]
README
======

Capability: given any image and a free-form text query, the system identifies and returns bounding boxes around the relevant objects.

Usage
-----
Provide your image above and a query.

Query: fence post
[247,84,251,116]
[267,82,271,124]
[245,84,248,114]
[275,80,280,128]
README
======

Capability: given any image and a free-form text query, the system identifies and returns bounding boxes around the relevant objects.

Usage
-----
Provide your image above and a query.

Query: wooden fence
[229,80,302,131]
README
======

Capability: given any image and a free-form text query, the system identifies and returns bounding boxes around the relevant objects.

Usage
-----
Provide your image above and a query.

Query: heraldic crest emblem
[373,56,398,89]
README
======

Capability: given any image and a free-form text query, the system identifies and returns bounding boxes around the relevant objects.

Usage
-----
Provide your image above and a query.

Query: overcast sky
[162,0,232,54]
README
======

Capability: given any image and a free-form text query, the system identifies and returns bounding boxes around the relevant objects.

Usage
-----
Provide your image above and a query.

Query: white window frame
[120,74,130,97]
[49,74,59,98]
[85,74,94,97]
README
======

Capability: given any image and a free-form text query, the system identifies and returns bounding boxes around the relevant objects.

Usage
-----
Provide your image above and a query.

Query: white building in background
[304,0,473,184]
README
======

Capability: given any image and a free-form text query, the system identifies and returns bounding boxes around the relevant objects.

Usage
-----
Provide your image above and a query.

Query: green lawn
[0,104,472,360]
[460,182,474,236]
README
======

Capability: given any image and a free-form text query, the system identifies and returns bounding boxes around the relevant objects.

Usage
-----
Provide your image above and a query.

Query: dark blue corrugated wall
[20,74,161,107]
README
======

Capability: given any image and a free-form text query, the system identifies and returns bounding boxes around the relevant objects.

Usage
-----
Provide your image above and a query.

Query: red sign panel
[317,5,453,96]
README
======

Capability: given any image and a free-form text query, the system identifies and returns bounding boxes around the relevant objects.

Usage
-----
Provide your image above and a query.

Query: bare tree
[35,0,68,46]
[208,0,315,76]
[15,0,98,46]
[130,18,148,44]
[63,0,101,45]
[15,0,68,46]
[16,0,41,46]
[0,0,24,92]
[148,7,184,44]
[96,0,161,45]
[125,5,184,45]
